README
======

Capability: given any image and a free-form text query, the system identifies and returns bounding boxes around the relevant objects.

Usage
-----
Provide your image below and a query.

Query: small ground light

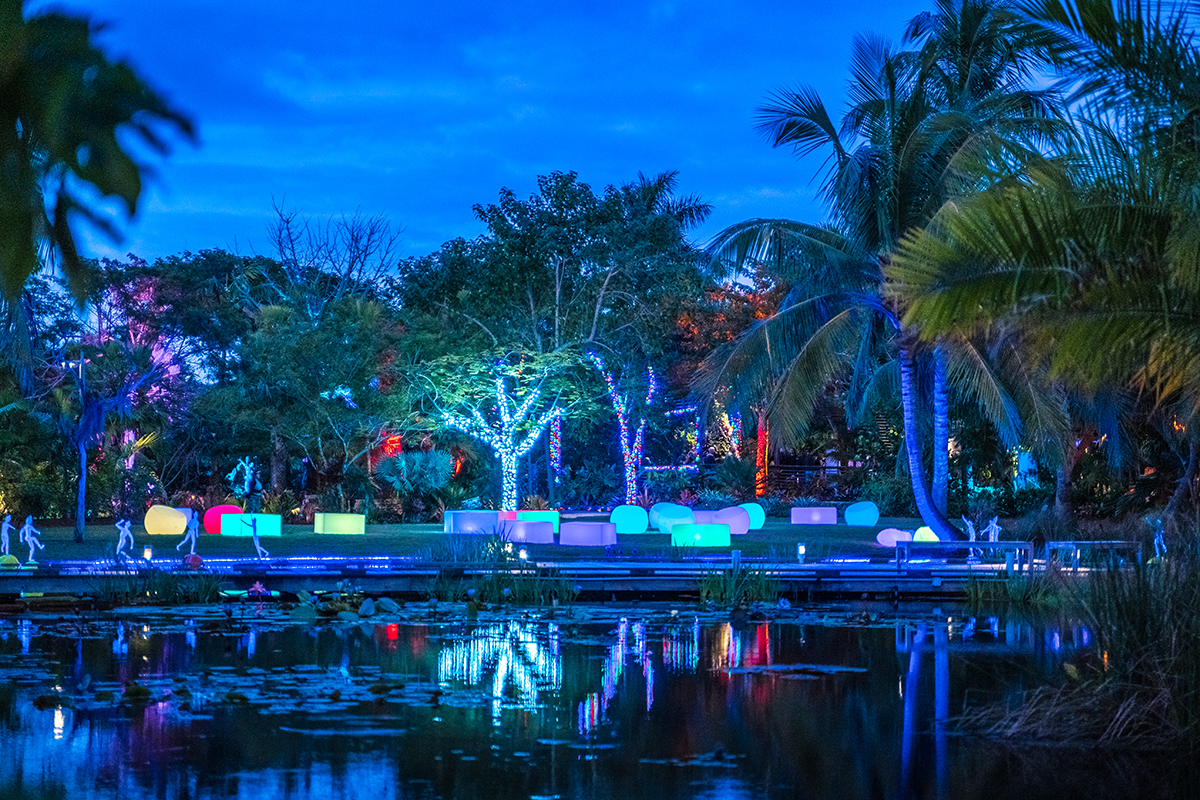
[519,548,528,561]
[505,543,514,554]
[143,546,153,561]
[797,543,806,564]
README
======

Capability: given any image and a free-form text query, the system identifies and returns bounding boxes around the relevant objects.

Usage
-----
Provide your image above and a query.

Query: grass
[31,516,899,563]
[697,564,781,607]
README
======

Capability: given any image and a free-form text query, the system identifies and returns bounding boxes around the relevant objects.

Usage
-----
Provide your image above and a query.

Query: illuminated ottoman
[504,520,555,544]
[610,504,649,534]
[913,526,939,542]
[876,528,913,547]
[203,504,242,534]
[844,501,880,526]
[657,506,695,534]
[443,510,500,534]
[649,502,676,530]
[714,506,751,536]
[791,507,837,525]
[220,513,282,537]
[739,502,766,530]
[315,513,365,534]
[670,523,731,547]
[144,505,187,536]
[559,521,617,546]
[517,510,560,532]
[692,509,715,524]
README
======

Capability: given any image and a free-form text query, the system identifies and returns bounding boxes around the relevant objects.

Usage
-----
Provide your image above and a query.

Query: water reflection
[438,620,561,724]
[0,608,1188,800]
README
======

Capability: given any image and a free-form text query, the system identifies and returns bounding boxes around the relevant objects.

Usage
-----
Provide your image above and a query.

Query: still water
[0,603,1187,800]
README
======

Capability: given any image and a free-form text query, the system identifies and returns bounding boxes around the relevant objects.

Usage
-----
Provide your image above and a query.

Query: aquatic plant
[964,571,1063,610]
[86,569,226,604]
[697,564,779,607]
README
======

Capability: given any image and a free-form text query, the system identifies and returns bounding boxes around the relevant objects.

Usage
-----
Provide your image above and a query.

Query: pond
[0,602,1189,800]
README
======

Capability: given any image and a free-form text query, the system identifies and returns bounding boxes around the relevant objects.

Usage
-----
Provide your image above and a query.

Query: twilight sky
[53,0,929,261]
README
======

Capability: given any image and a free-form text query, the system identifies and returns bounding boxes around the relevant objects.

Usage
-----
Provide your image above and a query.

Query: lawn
[23,516,921,564]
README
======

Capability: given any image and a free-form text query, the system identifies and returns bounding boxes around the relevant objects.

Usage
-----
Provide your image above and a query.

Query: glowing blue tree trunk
[588,353,655,504]
[443,376,562,511]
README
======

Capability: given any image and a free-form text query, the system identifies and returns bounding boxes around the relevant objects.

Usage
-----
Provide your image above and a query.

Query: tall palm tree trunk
[932,344,949,514]
[1164,438,1199,529]
[899,339,960,540]
[74,438,87,543]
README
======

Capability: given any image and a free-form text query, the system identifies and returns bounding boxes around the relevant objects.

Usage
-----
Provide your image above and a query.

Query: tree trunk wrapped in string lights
[588,352,656,504]
[442,375,562,511]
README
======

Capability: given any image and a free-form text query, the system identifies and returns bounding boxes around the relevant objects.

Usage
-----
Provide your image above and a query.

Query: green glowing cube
[517,510,560,532]
[670,523,731,547]
[314,513,366,535]
[220,513,282,537]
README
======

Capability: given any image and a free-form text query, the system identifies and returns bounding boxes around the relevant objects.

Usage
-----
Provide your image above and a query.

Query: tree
[696,0,1062,538]
[0,0,192,302]
[441,372,563,511]
[889,0,1200,529]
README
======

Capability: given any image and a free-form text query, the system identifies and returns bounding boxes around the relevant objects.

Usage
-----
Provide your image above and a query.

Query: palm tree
[0,0,192,302]
[889,0,1200,527]
[698,1,1061,538]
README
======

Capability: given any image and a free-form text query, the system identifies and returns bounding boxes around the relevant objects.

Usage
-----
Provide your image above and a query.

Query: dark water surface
[0,603,1188,799]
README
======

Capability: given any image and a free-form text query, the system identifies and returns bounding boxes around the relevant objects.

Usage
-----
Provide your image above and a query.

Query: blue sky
[58,0,929,261]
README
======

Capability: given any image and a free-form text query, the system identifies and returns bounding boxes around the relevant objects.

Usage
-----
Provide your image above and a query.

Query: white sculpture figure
[0,514,12,557]
[20,515,43,563]
[984,516,1002,543]
[115,519,134,556]
[248,516,269,561]
[961,515,981,565]
[177,513,199,555]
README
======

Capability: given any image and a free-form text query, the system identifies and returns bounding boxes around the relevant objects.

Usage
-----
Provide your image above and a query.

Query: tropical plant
[696,0,1063,540]
[0,0,192,302]
[889,0,1200,532]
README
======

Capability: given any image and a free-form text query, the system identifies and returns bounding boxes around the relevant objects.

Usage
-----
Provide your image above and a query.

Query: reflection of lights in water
[580,617,662,733]
[962,617,976,640]
[711,623,742,670]
[438,621,562,726]
[1050,629,1061,652]
[18,619,32,654]
[112,622,128,658]
[663,616,700,672]
[185,620,196,649]
[246,629,257,659]
[53,708,64,740]
[989,617,999,638]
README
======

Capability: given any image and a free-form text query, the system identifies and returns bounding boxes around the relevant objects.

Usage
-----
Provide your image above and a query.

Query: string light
[588,353,649,504]
[550,416,562,484]
[442,374,562,511]
[729,412,742,453]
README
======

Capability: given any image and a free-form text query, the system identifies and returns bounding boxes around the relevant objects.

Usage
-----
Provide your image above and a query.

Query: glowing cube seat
[739,502,766,530]
[714,507,751,536]
[844,500,880,526]
[670,523,731,547]
[443,510,500,535]
[517,510,560,532]
[497,510,519,522]
[649,502,676,530]
[610,504,649,533]
[876,528,913,547]
[559,521,617,546]
[314,513,365,534]
[220,513,282,537]
[504,519,555,543]
[791,507,837,525]
[145,505,187,536]
[203,504,242,534]
[657,506,695,534]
